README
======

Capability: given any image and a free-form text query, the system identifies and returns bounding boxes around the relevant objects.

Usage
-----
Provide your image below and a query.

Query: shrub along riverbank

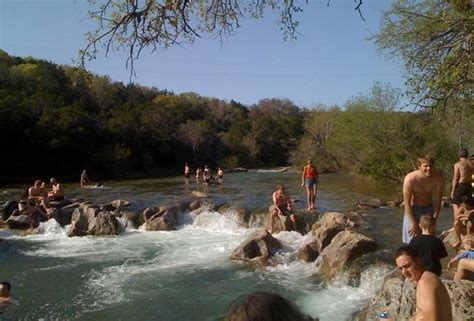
[0,50,471,184]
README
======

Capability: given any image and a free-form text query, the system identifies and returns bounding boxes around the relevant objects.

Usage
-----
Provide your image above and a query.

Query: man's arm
[415,278,438,321]
[403,175,419,237]
[432,175,445,222]
[272,192,282,214]
[451,163,460,198]
[301,166,306,186]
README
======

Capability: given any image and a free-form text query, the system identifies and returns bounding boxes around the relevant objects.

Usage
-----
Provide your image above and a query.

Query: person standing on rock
[450,148,473,220]
[301,158,318,211]
[402,155,444,244]
[395,246,452,321]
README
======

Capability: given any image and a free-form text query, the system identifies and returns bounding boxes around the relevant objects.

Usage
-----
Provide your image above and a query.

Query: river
[0,172,454,320]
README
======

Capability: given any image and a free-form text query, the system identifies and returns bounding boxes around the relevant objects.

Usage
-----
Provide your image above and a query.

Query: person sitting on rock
[28,180,51,209]
[0,281,12,305]
[268,184,297,233]
[18,189,47,220]
[48,178,65,202]
[408,214,447,276]
[452,195,474,248]
[448,236,474,281]
[224,291,317,321]
[395,245,452,321]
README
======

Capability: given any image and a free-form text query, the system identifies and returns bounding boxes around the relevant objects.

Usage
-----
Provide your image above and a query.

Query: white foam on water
[33,219,68,236]
[189,210,247,234]
[301,264,392,321]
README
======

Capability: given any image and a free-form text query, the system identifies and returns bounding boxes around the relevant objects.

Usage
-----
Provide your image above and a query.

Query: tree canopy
[373,0,473,110]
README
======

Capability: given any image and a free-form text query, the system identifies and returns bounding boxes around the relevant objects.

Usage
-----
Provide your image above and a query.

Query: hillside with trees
[0,50,470,183]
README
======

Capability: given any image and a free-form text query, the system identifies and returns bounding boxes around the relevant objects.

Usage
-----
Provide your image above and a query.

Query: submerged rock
[230,229,281,267]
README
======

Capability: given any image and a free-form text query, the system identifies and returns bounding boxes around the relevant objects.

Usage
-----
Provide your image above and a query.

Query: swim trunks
[452,182,473,205]
[276,206,293,216]
[304,178,318,187]
[402,204,434,244]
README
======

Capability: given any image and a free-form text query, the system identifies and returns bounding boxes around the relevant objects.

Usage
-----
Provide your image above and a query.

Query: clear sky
[0,0,404,107]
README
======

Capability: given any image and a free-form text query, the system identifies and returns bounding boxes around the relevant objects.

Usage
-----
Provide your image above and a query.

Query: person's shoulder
[419,271,440,287]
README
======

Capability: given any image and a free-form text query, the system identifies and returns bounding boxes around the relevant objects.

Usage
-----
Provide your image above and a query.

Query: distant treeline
[0,50,470,183]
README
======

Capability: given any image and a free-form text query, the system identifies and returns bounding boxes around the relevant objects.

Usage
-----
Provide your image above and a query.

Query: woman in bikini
[301,158,318,211]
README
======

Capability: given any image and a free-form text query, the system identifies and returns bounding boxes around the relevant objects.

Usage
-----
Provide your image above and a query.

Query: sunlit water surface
[0,172,454,320]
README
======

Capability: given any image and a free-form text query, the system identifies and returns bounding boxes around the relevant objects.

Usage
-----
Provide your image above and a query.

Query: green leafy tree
[373,0,473,111]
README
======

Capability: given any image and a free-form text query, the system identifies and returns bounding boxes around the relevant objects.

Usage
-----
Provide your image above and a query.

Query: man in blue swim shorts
[402,155,445,244]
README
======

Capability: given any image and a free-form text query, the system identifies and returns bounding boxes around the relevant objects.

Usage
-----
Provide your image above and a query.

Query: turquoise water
[0,172,454,320]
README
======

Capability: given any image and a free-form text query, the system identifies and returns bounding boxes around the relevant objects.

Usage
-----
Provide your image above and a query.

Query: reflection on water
[0,173,454,320]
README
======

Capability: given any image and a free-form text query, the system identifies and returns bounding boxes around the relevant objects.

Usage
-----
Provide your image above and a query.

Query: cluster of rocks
[230,211,377,279]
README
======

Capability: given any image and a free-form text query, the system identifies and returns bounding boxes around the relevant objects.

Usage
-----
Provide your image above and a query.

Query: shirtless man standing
[395,246,452,321]
[402,155,444,243]
[451,148,473,216]
[268,184,297,233]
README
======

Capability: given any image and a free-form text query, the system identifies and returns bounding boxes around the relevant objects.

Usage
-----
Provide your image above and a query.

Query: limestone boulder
[111,199,131,209]
[297,241,319,262]
[230,229,282,267]
[189,200,202,211]
[5,214,37,230]
[143,205,179,231]
[49,199,72,209]
[357,275,474,321]
[191,190,208,198]
[315,230,377,279]
[119,209,141,229]
[67,207,96,237]
[88,212,120,236]
[311,212,353,252]
[54,202,80,226]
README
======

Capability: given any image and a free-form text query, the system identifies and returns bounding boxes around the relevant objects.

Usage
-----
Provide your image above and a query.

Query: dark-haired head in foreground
[224,292,318,321]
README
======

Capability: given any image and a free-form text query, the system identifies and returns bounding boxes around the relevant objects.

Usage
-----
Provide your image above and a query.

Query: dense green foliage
[373,0,473,115]
[0,51,469,183]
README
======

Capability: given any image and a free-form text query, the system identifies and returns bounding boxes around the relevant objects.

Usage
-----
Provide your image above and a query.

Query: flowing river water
[0,172,454,321]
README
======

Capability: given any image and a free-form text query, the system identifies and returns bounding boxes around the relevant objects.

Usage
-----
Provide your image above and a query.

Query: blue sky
[0,0,404,107]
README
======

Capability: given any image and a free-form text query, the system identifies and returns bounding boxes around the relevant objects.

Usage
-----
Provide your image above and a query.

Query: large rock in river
[357,275,474,321]
[311,212,353,252]
[315,230,377,279]
[5,214,37,230]
[230,229,281,267]
[143,204,179,231]
[88,212,120,236]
